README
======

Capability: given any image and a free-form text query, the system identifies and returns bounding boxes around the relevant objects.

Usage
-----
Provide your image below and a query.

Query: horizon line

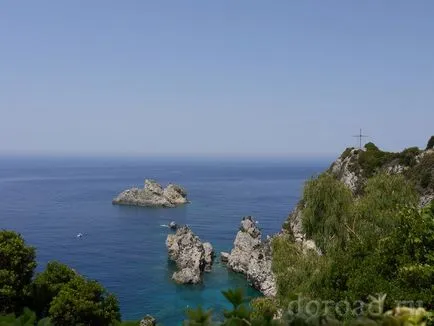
[0,150,338,159]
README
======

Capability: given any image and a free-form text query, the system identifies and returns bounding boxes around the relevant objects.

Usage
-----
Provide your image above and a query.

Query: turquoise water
[0,157,328,325]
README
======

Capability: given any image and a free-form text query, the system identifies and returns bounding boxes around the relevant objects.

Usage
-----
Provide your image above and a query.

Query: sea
[0,156,329,325]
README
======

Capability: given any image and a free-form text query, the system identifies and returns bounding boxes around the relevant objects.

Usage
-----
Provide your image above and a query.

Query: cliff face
[284,145,434,240]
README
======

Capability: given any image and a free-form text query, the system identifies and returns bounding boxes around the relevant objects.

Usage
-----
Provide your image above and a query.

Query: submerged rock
[220,251,230,263]
[166,226,214,284]
[226,216,276,296]
[112,179,188,208]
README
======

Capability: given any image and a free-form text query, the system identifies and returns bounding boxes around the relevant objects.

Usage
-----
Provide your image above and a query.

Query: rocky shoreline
[160,144,434,299]
[113,179,188,208]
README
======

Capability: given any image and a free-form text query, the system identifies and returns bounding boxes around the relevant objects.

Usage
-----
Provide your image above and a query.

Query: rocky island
[166,226,214,284]
[112,179,188,208]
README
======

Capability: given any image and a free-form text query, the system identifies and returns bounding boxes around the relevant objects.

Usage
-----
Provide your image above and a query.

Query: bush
[357,143,395,177]
[398,147,421,167]
[0,307,52,326]
[406,153,434,191]
[0,230,36,314]
[250,297,278,322]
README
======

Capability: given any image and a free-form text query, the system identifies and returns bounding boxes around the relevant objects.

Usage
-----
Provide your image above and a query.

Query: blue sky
[1,1,433,156]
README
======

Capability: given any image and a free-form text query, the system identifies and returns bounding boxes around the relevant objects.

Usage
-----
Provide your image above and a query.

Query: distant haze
[1,1,433,156]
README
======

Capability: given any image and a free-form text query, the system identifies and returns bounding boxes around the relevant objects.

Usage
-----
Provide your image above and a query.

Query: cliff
[283,141,434,241]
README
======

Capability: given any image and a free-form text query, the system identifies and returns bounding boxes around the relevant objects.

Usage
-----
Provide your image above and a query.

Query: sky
[0,1,433,157]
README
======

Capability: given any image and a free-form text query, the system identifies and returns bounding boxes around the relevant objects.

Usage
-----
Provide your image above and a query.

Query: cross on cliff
[353,129,369,149]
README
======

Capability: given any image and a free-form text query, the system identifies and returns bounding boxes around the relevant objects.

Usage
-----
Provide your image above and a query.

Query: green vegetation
[0,308,52,326]
[406,152,434,192]
[0,231,36,314]
[355,142,396,177]
[49,276,120,326]
[273,169,433,322]
[0,230,129,326]
[183,289,433,325]
[301,173,354,252]
[31,261,77,318]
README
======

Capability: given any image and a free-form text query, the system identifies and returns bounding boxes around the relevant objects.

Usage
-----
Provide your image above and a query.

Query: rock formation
[166,226,214,284]
[140,315,156,326]
[225,216,276,296]
[112,179,188,208]
[329,148,361,194]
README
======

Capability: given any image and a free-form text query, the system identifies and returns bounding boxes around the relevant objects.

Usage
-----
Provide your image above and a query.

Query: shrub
[0,307,52,326]
[406,153,434,191]
[357,143,395,177]
[398,147,421,167]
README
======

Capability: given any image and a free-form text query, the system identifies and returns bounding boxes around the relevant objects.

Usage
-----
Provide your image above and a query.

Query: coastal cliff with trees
[1,136,434,325]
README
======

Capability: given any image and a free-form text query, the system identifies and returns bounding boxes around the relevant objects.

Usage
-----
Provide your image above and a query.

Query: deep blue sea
[0,156,328,325]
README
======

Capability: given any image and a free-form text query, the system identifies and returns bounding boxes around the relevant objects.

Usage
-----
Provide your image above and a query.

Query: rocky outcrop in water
[166,226,214,284]
[225,216,276,296]
[140,315,156,326]
[112,179,188,208]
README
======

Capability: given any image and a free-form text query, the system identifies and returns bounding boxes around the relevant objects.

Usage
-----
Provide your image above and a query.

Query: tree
[426,136,434,150]
[0,230,36,314]
[48,276,120,326]
[301,173,354,252]
[31,261,77,318]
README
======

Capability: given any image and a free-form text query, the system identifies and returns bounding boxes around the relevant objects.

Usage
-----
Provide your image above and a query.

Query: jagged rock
[220,252,230,263]
[112,179,188,208]
[330,149,361,193]
[166,226,214,284]
[172,268,201,284]
[140,315,157,326]
[140,315,156,326]
[385,164,407,175]
[420,193,434,207]
[203,242,214,272]
[226,216,276,296]
[284,204,304,242]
